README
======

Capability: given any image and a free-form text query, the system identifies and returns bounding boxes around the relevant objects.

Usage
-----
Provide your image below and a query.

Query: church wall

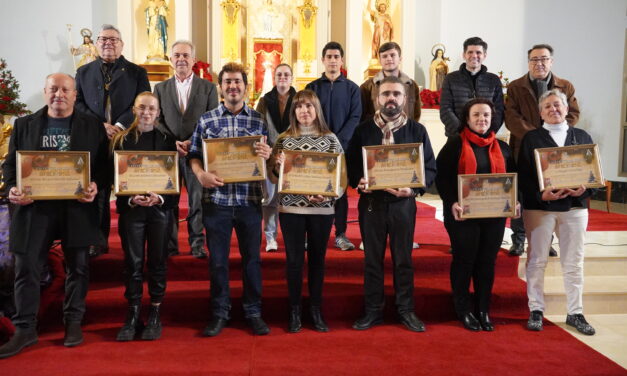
[0,0,625,181]
[412,0,626,182]
[0,0,116,111]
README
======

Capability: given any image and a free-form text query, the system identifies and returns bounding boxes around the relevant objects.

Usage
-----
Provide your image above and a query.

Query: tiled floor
[421,194,627,370]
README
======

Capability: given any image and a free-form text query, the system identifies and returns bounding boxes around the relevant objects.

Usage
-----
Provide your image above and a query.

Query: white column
[344,0,363,83]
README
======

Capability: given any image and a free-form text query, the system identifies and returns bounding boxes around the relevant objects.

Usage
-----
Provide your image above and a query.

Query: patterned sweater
[269,128,344,215]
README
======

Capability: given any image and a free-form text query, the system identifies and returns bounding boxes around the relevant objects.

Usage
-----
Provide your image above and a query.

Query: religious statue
[70,28,98,68]
[368,0,393,60]
[429,44,449,91]
[253,0,286,39]
[145,0,169,61]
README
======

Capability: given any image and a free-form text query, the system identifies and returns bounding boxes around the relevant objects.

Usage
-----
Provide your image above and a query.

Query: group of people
[0,25,596,360]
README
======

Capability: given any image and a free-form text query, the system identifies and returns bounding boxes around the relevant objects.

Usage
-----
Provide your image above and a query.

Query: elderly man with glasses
[75,24,151,258]
[504,44,580,257]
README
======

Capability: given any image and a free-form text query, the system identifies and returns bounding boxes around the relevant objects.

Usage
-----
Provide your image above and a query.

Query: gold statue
[145,0,169,61]
[368,0,393,60]
[429,44,449,91]
[70,28,98,68]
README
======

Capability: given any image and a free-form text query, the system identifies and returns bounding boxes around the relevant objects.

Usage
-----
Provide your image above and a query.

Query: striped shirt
[188,103,268,206]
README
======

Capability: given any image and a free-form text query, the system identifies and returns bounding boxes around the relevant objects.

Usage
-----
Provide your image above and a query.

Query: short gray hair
[538,88,568,110]
[100,24,122,41]
[171,40,195,58]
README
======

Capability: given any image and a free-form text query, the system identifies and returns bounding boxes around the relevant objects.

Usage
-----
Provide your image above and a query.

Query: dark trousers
[118,206,170,305]
[444,217,505,315]
[95,186,111,248]
[358,196,416,313]
[13,203,89,329]
[333,192,348,236]
[202,203,262,319]
[510,212,526,244]
[279,212,334,307]
[168,157,205,252]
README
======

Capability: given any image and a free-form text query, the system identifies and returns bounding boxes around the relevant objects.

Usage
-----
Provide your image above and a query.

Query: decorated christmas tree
[0,59,29,116]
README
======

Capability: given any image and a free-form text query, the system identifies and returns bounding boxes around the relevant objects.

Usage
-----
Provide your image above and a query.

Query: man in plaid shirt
[188,63,272,337]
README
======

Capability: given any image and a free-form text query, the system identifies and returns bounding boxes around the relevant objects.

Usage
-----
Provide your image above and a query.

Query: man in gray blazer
[154,40,219,258]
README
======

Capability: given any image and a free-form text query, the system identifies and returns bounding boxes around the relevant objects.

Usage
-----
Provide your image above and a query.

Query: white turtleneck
[542,121,569,147]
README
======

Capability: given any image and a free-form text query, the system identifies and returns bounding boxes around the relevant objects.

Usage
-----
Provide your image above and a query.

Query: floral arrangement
[192,60,213,82]
[0,59,29,116]
[419,88,442,109]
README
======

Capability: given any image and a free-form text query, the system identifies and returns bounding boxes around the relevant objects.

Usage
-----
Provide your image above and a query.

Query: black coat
[2,107,109,253]
[113,129,178,213]
[75,56,151,128]
[346,118,437,201]
[435,134,516,221]
[439,64,504,137]
[517,126,592,211]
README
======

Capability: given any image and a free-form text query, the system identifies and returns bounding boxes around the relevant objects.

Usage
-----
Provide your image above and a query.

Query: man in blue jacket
[306,41,362,251]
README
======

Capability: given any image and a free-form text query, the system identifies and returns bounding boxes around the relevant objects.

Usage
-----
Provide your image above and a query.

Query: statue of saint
[368,0,393,60]
[429,46,449,91]
[145,0,169,61]
[70,28,98,68]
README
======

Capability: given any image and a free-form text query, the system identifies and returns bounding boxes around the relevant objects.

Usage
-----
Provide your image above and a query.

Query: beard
[381,102,402,118]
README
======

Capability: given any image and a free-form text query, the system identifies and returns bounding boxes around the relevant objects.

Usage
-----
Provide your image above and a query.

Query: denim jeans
[202,203,263,319]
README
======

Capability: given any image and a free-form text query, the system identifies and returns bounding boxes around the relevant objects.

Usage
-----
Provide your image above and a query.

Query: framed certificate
[278,150,343,198]
[202,135,267,183]
[114,151,180,195]
[534,144,604,191]
[17,151,90,200]
[362,143,425,190]
[458,173,517,219]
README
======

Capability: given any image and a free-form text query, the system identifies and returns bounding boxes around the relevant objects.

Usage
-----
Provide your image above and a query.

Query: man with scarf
[347,75,436,332]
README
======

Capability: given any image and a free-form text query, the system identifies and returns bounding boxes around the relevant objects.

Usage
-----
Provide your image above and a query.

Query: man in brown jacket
[505,43,580,256]
[360,42,421,123]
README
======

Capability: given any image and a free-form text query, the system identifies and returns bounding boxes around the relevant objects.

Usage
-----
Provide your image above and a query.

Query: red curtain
[253,40,283,94]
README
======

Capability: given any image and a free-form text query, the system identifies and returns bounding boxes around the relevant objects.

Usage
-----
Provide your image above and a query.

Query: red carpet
[587,209,627,231]
[2,189,625,375]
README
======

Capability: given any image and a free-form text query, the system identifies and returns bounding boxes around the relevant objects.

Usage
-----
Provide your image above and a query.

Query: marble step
[517,244,627,278]
[540,276,627,315]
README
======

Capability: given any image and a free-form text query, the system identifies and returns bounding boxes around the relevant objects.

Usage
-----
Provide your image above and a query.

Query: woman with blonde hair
[268,89,344,333]
[111,92,177,341]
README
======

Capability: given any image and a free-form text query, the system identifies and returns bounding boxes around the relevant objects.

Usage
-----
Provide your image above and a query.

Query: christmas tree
[0,59,29,116]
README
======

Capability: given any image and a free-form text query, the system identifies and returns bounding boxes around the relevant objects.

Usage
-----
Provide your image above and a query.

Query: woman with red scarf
[435,98,518,331]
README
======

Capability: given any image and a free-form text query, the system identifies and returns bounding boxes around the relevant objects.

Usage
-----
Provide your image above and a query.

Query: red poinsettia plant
[192,60,213,82]
[420,89,442,109]
[0,59,29,116]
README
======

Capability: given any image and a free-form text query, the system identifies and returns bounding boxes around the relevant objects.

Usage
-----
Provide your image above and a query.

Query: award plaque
[534,144,604,191]
[17,151,90,200]
[458,173,518,219]
[362,143,425,190]
[202,135,267,183]
[114,151,180,195]
[278,150,343,197]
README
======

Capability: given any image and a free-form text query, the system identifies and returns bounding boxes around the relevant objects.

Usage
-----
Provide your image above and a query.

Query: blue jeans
[202,203,263,319]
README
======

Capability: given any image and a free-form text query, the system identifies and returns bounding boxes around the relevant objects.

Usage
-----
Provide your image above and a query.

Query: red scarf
[458,127,506,174]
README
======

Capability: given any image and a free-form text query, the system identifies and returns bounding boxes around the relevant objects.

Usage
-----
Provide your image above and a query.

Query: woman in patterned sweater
[268,90,344,333]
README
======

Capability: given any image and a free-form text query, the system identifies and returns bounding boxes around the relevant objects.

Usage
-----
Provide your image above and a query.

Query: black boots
[0,327,38,359]
[310,306,329,333]
[288,306,302,333]
[287,305,328,333]
[141,305,162,340]
[117,305,143,341]
[64,321,84,347]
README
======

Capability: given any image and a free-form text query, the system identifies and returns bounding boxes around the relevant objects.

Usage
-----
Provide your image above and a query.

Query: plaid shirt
[189,103,268,206]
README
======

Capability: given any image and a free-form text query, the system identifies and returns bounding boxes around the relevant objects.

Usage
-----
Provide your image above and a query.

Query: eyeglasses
[97,37,121,44]
[529,57,551,65]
